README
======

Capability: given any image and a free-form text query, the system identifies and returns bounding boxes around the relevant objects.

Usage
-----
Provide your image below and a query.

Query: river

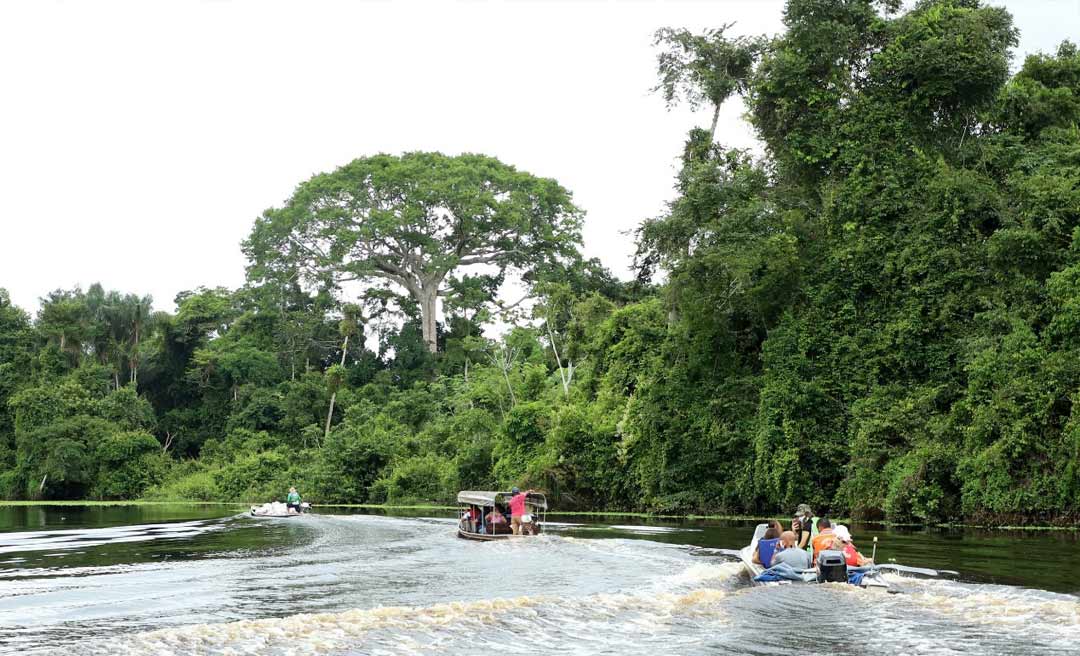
[1,505,1078,655]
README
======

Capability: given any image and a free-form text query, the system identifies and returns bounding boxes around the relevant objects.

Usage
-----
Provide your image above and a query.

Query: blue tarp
[755,564,878,585]
[754,563,808,582]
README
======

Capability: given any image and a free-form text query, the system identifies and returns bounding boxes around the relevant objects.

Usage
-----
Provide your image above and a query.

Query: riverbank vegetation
[2,0,1079,525]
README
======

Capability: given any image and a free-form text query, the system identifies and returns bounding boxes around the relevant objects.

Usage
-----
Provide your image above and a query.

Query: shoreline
[1,500,1078,531]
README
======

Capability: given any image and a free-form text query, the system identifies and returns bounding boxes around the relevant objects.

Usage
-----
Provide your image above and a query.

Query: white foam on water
[80,586,730,656]
[659,562,745,590]
[0,520,222,555]
[899,577,1080,630]
[850,575,1080,653]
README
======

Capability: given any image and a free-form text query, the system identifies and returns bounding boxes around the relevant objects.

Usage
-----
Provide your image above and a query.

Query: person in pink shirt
[508,487,534,535]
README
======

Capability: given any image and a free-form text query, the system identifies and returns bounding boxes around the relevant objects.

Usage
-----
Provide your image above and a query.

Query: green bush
[93,430,167,499]
[305,406,403,503]
[492,402,551,485]
[213,450,294,501]
[145,464,222,501]
[372,453,458,504]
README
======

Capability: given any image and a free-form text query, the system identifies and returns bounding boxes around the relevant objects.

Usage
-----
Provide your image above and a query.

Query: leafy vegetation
[2,1,1078,525]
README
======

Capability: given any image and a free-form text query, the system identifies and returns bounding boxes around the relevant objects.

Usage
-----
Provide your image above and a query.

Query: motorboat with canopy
[457,490,547,541]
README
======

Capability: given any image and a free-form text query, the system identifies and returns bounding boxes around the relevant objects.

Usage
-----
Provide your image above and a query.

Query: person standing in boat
[286,487,302,514]
[508,487,534,536]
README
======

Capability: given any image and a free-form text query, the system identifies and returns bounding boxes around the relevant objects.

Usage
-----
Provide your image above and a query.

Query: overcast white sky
[1,0,1077,315]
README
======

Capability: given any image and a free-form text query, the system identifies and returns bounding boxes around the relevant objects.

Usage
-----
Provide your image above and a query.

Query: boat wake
[0,520,224,556]
[891,576,1080,645]
[71,584,734,656]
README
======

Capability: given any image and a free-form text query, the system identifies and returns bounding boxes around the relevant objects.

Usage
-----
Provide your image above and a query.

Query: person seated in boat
[833,525,873,567]
[769,530,812,569]
[811,517,837,561]
[465,505,481,532]
[792,504,815,552]
[286,487,302,514]
[521,514,541,535]
[753,525,781,566]
[486,505,510,534]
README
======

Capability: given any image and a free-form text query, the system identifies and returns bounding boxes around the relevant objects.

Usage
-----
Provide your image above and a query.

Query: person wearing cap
[508,486,533,536]
[833,524,873,566]
[792,504,816,552]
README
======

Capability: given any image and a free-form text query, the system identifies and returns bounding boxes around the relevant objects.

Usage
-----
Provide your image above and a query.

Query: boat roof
[457,490,548,509]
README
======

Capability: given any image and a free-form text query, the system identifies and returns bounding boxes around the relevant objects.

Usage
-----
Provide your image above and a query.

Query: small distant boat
[250,501,311,517]
[739,523,889,589]
[456,490,547,541]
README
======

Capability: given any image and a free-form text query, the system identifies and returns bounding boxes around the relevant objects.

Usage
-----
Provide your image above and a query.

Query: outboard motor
[817,550,848,583]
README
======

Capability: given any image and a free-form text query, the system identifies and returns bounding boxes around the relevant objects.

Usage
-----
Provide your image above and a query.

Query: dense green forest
[2,0,1079,524]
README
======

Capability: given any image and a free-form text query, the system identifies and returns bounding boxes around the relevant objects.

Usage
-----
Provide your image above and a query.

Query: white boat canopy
[456,490,548,510]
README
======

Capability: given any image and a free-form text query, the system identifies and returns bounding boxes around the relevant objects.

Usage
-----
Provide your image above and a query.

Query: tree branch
[458,250,520,266]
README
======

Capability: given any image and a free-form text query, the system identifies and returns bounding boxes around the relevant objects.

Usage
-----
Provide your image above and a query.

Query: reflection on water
[0,506,1077,655]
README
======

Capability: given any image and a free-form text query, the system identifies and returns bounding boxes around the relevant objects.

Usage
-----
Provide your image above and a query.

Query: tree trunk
[546,323,574,398]
[324,334,349,442]
[419,285,439,354]
[708,102,721,143]
[132,322,139,385]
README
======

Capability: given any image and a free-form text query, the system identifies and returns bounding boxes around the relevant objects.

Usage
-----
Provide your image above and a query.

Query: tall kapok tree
[244,152,583,354]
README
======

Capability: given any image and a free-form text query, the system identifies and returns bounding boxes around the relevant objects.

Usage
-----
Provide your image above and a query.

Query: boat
[250,501,311,517]
[456,490,547,541]
[739,523,890,589]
